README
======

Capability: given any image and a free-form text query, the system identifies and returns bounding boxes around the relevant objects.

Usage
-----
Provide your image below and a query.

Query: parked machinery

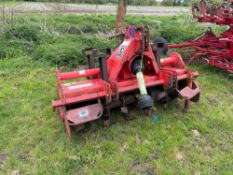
[52,26,200,138]
[169,0,233,73]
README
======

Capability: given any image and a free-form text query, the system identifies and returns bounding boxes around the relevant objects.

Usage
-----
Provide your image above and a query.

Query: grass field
[0,14,232,175]
[0,1,23,7]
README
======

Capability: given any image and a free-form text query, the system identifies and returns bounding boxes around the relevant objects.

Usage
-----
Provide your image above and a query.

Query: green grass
[0,1,23,7]
[0,14,232,174]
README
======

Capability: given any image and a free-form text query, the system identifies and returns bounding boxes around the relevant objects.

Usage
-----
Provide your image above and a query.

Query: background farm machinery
[169,0,233,73]
[52,26,200,138]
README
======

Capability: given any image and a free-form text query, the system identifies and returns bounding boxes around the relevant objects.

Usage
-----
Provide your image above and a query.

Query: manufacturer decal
[117,41,130,58]
[79,109,88,118]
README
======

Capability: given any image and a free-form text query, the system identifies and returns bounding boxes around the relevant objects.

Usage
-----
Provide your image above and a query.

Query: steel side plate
[66,103,103,126]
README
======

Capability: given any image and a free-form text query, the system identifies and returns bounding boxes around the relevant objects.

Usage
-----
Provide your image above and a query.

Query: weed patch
[4,25,41,43]
[32,35,114,67]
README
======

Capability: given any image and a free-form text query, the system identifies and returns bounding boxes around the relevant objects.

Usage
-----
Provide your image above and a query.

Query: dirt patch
[130,160,157,175]
[207,97,219,105]
[11,170,20,175]
[196,111,205,118]
[176,150,185,161]
[192,129,201,137]
[151,152,160,160]
[130,152,159,175]
[0,153,6,169]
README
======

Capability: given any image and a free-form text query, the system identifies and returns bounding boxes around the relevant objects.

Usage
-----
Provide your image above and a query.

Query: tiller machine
[169,0,233,73]
[52,26,200,138]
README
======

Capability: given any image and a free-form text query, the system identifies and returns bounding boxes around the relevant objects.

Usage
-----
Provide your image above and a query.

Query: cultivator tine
[103,105,111,127]
[64,116,71,139]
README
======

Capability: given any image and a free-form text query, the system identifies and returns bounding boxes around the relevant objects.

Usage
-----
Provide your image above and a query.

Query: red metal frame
[52,26,200,138]
[169,0,233,73]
